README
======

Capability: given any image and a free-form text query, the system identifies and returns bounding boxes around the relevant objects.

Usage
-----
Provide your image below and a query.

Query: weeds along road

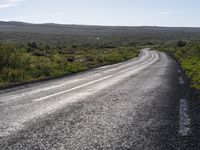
[0,49,199,149]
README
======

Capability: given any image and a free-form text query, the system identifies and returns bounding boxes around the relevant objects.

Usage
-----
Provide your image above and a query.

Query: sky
[0,0,199,27]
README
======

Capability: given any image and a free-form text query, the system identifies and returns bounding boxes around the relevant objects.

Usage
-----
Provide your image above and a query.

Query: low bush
[158,41,200,90]
[0,43,139,87]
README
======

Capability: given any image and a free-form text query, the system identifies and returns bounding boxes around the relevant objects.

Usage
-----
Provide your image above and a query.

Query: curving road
[0,49,199,149]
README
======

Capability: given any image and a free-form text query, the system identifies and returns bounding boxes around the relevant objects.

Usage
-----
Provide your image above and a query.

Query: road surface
[0,49,199,149]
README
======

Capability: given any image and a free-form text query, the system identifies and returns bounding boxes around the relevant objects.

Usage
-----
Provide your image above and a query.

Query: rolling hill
[0,21,200,45]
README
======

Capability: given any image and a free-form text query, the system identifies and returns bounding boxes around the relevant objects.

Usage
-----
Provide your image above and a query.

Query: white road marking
[104,64,127,72]
[120,52,154,73]
[34,75,113,102]
[179,98,191,136]
[34,51,155,102]
[99,65,110,69]
[179,77,184,85]
[178,69,181,73]
[0,78,86,102]
[103,50,149,73]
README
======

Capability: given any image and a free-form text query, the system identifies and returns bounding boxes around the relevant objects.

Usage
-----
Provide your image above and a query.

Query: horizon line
[1,20,200,28]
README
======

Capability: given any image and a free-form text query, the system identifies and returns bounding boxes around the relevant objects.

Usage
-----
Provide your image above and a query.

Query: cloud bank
[0,0,24,8]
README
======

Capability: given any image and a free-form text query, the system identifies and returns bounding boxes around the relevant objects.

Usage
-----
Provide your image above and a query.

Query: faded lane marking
[34,51,155,102]
[178,69,181,73]
[179,98,191,136]
[103,50,149,73]
[179,76,184,85]
[99,65,111,69]
[120,51,154,73]
[0,78,86,102]
[2,50,150,102]
[34,75,113,102]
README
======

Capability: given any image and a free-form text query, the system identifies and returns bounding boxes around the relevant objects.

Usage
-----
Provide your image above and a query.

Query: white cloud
[0,3,14,8]
[156,9,191,15]
[1,12,68,21]
[157,11,173,15]
[0,0,24,9]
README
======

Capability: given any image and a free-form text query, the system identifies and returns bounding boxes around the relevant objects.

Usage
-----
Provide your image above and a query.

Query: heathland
[1,21,200,89]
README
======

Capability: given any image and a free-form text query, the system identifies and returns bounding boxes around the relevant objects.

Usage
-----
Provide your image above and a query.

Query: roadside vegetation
[0,43,138,88]
[158,41,200,90]
[1,22,200,90]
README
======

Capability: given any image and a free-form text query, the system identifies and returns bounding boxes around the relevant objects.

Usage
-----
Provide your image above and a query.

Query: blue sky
[0,0,199,27]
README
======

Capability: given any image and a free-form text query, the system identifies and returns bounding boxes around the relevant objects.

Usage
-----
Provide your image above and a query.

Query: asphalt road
[0,49,199,150]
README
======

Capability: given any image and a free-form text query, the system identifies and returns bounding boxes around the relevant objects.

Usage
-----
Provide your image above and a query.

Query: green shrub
[0,43,138,87]
[159,42,200,90]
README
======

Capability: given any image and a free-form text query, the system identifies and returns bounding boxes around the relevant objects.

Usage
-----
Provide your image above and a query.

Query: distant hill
[0,21,200,45]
